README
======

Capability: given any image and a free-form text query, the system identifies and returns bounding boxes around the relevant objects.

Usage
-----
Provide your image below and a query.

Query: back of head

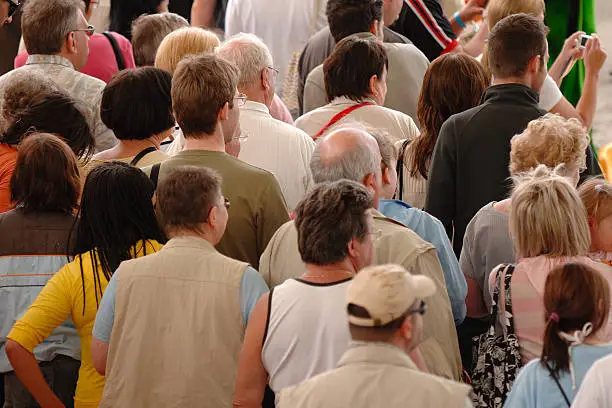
[21,0,80,55]
[109,0,166,39]
[411,53,488,178]
[310,128,380,184]
[579,177,612,224]
[510,114,588,176]
[154,27,221,74]
[326,0,383,43]
[294,179,373,265]
[542,262,610,375]
[73,161,165,276]
[156,166,222,236]
[323,35,388,103]
[487,0,545,30]
[101,67,174,141]
[131,12,189,67]
[171,53,238,136]
[10,133,80,214]
[217,33,273,91]
[487,13,548,80]
[1,72,94,159]
[510,165,590,258]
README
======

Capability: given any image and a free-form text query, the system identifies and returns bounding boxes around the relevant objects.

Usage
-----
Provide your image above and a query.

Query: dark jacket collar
[481,83,540,107]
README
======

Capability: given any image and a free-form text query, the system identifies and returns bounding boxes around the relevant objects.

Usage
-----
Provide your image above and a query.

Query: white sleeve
[572,359,609,408]
[538,74,563,112]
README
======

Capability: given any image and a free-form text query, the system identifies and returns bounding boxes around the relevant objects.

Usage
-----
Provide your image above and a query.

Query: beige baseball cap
[346,264,436,327]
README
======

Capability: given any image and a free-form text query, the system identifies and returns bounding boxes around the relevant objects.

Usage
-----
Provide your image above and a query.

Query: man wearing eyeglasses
[0,0,117,152]
[1,0,18,26]
[278,264,473,408]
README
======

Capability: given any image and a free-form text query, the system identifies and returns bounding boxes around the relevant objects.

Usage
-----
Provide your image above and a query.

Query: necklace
[300,270,355,281]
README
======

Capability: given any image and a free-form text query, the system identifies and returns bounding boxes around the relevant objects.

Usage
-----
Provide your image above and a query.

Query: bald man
[259,127,462,381]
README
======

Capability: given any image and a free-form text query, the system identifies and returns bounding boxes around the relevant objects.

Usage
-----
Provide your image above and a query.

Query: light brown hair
[21,0,81,54]
[578,177,612,223]
[131,12,189,67]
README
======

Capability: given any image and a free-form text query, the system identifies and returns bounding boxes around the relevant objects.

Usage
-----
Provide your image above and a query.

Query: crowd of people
[1,0,612,407]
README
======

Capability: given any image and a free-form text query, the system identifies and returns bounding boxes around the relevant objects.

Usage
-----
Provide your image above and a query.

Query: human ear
[218,102,230,122]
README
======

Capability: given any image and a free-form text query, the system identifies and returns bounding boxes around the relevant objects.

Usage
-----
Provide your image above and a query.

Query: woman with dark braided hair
[5,161,165,408]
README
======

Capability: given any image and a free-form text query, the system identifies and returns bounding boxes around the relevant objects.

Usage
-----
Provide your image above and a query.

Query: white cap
[346,264,436,327]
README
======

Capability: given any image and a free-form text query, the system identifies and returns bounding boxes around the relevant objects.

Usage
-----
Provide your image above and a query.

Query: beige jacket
[100,237,249,408]
[278,342,471,408]
[260,210,462,380]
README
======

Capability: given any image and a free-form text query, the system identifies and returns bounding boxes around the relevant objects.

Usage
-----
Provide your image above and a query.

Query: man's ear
[382,167,391,185]
[527,54,542,75]
[363,172,377,195]
[400,315,414,343]
[218,102,230,122]
[368,74,379,97]
[65,32,78,54]
[261,68,271,92]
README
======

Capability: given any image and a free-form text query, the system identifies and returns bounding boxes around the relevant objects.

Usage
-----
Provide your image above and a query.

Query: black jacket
[425,83,601,257]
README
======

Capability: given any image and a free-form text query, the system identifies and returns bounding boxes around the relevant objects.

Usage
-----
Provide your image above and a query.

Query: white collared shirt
[238,101,315,210]
[295,97,420,142]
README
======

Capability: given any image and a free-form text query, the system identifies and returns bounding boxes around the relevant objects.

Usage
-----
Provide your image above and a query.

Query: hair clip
[549,312,560,323]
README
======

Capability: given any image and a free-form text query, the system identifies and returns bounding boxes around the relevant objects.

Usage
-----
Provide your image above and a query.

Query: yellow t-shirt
[8,240,163,408]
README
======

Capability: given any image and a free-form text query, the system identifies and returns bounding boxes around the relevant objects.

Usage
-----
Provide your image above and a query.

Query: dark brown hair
[541,262,610,377]
[156,166,223,235]
[131,12,189,67]
[171,53,239,137]
[10,133,80,214]
[487,13,548,79]
[407,53,487,178]
[323,35,388,103]
[326,0,383,43]
[295,180,373,265]
[101,67,175,141]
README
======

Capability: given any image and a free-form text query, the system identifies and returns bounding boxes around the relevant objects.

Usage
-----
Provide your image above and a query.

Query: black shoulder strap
[129,146,157,166]
[544,360,571,407]
[102,31,126,71]
[149,163,162,189]
[395,139,412,201]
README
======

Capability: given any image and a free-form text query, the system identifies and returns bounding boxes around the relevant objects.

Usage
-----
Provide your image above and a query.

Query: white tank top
[262,278,352,393]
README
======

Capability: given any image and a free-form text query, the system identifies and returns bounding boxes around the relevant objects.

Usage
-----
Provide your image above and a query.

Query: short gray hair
[310,141,379,184]
[217,33,273,90]
[22,0,81,55]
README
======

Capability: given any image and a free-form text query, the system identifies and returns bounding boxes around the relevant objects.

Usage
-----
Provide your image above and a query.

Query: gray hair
[22,0,81,55]
[310,141,379,184]
[217,33,273,90]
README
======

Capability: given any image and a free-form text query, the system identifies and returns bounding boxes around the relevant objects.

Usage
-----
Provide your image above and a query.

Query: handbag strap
[149,163,162,189]
[313,102,373,141]
[102,31,126,71]
[129,146,157,166]
[543,360,571,407]
[395,139,412,201]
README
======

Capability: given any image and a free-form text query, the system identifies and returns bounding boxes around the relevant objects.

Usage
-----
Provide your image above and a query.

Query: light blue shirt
[92,266,268,343]
[504,344,612,408]
[379,199,467,325]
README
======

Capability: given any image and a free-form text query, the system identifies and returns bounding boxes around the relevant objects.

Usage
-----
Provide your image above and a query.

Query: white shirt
[571,353,612,408]
[295,96,420,142]
[238,101,315,210]
[262,278,352,394]
[225,0,328,96]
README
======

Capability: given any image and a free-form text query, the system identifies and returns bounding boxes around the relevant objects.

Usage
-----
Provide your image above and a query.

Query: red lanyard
[313,102,373,141]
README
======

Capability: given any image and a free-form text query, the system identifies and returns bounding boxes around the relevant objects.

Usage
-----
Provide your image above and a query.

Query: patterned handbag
[471,264,522,408]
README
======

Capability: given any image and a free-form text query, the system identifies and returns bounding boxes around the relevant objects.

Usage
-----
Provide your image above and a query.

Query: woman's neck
[94,137,161,161]
[300,262,357,283]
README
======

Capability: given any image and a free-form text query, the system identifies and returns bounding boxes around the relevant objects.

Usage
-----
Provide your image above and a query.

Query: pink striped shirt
[489,256,612,363]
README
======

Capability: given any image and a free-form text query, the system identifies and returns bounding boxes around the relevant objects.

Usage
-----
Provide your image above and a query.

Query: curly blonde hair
[154,27,221,74]
[510,114,588,176]
[578,177,612,223]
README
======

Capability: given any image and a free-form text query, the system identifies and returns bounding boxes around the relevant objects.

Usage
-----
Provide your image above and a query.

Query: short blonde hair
[154,27,221,74]
[510,114,588,175]
[487,0,546,30]
[510,165,590,258]
[579,177,612,223]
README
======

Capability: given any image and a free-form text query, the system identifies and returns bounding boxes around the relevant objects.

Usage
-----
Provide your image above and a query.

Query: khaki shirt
[278,342,471,408]
[260,210,462,380]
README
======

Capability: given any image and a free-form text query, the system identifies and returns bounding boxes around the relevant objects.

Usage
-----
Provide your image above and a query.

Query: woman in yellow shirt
[5,162,166,408]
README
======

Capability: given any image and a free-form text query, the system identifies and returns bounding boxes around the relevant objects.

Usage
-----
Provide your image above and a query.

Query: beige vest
[260,210,462,380]
[278,342,471,408]
[100,236,248,408]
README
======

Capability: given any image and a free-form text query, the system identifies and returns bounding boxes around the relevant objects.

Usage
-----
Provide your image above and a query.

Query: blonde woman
[488,165,612,364]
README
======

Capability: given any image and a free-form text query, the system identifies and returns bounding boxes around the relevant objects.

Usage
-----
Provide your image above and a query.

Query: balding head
[311,127,382,206]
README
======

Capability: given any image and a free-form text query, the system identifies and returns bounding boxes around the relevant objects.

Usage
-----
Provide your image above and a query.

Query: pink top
[270,94,294,124]
[488,256,612,363]
[15,32,135,83]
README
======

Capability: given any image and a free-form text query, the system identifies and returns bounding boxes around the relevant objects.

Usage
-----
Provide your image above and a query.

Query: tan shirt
[259,210,462,380]
[143,150,290,269]
[278,342,471,408]
[100,237,249,408]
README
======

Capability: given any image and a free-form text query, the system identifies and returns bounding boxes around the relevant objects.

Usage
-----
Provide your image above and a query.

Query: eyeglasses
[233,93,247,107]
[267,66,279,75]
[368,229,382,241]
[7,0,19,18]
[69,24,95,37]
[232,130,249,141]
[407,300,427,316]
[223,197,231,209]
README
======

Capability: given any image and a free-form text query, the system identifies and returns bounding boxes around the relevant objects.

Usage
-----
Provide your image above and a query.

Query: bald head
[217,33,273,90]
[311,127,382,206]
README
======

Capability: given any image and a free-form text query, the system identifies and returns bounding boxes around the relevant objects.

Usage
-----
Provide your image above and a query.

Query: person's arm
[191,0,216,28]
[91,270,120,375]
[460,217,488,318]
[4,340,65,408]
[5,266,74,407]
[460,21,488,57]
[302,67,327,114]
[572,358,609,408]
[240,267,270,325]
[233,293,270,408]
[548,31,584,85]
[448,0,485,35]
[256,178,290,262]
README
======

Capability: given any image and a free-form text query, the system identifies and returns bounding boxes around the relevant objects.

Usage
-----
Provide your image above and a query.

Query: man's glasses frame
[7,0,20,18]
[69,24,95,37]
[233,93,247,107]
[407,300,427,316]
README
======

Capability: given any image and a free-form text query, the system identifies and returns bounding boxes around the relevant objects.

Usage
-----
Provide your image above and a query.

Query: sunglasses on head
[7,0,20,18]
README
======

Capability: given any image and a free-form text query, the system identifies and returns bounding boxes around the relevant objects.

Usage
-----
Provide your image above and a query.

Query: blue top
[504,344,612,408]
[92,266,268,343]
[379,199,467,325]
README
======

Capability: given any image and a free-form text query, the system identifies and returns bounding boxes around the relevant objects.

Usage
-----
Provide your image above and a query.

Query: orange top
[0,143,18,213]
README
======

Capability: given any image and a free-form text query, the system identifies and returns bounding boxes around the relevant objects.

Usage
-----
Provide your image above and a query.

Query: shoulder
[225,154,280,181]
[374,213,434,252]
[384,42,428,62]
